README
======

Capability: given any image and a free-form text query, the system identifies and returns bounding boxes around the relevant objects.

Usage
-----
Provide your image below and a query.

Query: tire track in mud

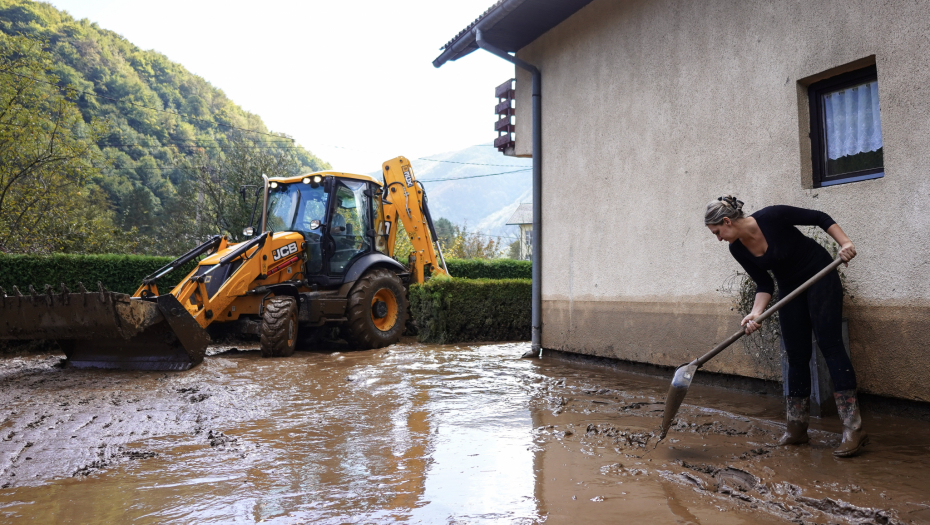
[0,354,271,488]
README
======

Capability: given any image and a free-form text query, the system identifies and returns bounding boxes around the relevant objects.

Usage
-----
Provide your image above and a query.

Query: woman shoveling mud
[705,196,867,457]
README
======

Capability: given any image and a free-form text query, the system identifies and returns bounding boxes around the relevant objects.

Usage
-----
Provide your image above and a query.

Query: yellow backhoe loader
[0,157,448,370]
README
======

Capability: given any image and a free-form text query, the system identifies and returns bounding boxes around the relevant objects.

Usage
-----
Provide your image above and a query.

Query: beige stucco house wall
[511,0,930,401]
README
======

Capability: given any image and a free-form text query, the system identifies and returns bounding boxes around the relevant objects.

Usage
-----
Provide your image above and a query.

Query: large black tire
[260,296,298,357]
[343,268,408,349]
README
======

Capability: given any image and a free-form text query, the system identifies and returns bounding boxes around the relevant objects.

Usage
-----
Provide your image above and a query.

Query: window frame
[808,64,884,188]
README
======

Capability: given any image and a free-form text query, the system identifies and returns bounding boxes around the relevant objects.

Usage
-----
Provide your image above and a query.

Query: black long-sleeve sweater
[729,205,837,295]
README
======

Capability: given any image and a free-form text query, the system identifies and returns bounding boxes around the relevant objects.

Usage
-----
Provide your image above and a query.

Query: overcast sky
[48,0,513,173]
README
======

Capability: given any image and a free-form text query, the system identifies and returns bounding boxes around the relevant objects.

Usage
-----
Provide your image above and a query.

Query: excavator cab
[0,157,449,371]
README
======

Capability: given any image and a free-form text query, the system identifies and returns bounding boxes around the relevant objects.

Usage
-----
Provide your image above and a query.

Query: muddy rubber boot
[777,397,810,446]
[834,389,869,457]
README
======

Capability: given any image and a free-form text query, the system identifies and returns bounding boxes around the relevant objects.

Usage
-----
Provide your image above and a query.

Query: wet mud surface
[1,341,929,523]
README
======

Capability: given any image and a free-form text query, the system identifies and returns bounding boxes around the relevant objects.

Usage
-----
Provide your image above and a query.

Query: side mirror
[242,226,255,237]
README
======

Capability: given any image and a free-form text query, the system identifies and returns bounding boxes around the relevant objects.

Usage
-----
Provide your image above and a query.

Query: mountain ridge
[372,145,532,242]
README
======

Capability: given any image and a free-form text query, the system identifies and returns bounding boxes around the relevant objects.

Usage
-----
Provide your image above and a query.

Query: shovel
[658,256,844,440]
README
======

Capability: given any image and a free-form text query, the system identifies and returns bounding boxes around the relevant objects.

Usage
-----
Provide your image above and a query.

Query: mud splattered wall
[512,0,930,401]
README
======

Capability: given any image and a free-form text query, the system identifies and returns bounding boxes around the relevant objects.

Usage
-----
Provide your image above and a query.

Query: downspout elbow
[475,30,539,80]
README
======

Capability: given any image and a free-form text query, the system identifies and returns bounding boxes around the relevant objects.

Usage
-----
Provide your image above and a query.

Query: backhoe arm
[133,235,228,298]
[380,156,449,283]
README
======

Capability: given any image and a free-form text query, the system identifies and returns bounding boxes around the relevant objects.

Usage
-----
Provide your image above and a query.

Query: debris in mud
[72,446,157,477]
[668,417,762,437]
[123,450,157,460]
[679,460,717,475]
[735,447,774,460]
[795,496,900,525]
[669,459,905,525]
[582,389,612,395]
[189,393,210,403]
[208,430,237,448]
[680,472,706,489]
[600,462,647,477]
[713,467,757,492]
[584,423,653,449]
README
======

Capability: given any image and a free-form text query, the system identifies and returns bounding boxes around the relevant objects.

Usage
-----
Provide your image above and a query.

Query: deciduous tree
[0,33,111,253]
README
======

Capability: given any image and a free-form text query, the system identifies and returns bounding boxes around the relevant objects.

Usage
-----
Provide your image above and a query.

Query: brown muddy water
[0,341,929,524]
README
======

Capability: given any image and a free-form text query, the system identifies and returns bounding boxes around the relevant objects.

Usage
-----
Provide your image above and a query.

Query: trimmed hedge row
[0,254,532,345]
[0,254,197,295]
[444,258,531,280]
[409,278,531,344]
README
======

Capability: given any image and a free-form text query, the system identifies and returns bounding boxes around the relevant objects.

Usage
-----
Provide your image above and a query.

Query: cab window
[266,181,329,273]
[329,180,371,273]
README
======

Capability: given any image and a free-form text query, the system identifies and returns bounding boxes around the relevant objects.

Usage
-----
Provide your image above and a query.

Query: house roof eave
[432,0,595,68]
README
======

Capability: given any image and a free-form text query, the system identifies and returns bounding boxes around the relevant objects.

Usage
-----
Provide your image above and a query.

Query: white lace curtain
[823,80,882,160]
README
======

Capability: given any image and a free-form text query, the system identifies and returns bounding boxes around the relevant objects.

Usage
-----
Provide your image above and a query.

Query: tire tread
[260,296,297,357]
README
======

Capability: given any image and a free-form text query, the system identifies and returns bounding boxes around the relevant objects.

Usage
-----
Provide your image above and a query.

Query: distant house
[506,203,533,260]
[436,0,930,404]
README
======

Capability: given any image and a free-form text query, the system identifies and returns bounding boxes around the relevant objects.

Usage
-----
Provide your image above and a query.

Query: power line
[417,158,530,167]
[1,70,294,142]
[96,166,188,170]
[98,142,308,150]
[419,168,531,182]
[470,232,518,240]
[85,165,532,177]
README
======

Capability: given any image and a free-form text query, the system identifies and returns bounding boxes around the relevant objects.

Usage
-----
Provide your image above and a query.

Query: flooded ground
[0,341,929,524]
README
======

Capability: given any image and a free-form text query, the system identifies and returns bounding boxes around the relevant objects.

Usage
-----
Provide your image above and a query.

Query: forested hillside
[0,0,329,255]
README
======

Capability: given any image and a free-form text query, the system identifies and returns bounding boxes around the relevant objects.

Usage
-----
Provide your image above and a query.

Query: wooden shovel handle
[694,257,844,368]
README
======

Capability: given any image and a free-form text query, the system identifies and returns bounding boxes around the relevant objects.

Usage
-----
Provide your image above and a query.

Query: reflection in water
[0,343,542,523]
[1,342,929,524]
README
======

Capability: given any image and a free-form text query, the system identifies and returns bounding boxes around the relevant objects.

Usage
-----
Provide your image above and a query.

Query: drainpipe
[475,30,542,359]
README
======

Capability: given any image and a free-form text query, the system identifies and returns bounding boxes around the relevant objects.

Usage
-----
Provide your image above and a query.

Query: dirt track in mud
[1,341,929,524]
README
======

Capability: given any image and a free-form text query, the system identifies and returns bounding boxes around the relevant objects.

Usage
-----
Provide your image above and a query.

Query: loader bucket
[0,284,210,371]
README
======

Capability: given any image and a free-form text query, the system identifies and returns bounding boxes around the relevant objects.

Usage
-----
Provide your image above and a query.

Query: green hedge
[444,258,531,280]
[409,277,531,344]
[0,254,198,295]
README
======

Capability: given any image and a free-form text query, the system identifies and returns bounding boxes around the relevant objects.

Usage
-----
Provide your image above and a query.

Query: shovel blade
[659,363,697,440]
[1,289,208,371]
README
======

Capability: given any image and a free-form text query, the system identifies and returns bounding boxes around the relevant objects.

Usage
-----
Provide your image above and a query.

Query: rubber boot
[777,397,810,446]
[833,389,869,457]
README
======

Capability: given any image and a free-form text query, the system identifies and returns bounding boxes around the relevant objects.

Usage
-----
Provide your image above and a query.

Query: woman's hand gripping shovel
[658,257,844,441]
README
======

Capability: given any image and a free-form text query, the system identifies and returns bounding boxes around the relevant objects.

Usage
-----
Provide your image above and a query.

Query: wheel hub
[372,300,388,319]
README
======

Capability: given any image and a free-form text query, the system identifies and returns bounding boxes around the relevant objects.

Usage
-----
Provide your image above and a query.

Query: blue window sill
[820,171,884,187]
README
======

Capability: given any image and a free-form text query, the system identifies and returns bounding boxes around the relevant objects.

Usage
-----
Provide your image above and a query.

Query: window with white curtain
[809,65,884,187]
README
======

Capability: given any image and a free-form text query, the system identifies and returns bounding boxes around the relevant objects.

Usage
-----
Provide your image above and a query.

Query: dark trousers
[779,270,857,397]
